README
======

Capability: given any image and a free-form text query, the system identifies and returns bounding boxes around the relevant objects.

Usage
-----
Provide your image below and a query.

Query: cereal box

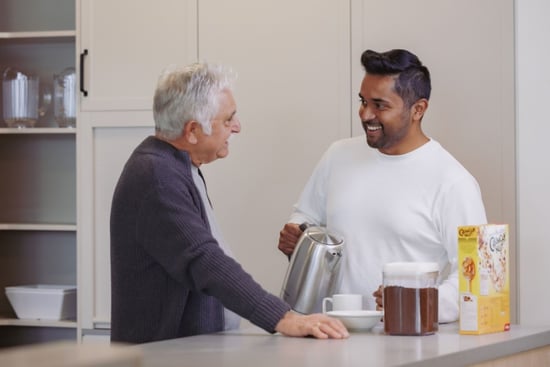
[458,224,510,335]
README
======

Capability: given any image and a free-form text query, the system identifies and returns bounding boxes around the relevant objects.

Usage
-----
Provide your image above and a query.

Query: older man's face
[196,89,241,164]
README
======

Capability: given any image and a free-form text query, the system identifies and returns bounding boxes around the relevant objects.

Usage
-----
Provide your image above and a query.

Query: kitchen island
[139,322,550,366]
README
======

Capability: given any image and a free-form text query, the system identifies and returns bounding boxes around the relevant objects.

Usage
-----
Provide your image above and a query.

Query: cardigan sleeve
[135,167,290,333]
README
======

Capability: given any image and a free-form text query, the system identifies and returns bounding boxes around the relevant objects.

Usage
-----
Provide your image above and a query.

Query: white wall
[516,0,550,326]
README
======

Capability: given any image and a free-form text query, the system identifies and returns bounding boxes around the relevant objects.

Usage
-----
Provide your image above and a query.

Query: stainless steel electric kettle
[280,224,344,314]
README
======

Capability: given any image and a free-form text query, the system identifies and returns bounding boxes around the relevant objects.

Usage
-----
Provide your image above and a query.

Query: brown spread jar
[383,262,439,336]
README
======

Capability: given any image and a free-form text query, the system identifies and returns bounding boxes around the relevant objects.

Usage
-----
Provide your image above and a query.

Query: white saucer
[326,310,384,331]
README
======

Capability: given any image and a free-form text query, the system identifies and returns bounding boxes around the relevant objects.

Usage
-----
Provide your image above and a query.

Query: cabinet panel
[0,0,74,32]
[92,126,153,324]
[79,0,197,111]
[197,0,351,294]
[78,124,153,331]
[351,0,516,318]
[351,0,515,223]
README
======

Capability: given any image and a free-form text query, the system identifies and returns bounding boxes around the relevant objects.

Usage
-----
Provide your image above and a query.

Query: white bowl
[326,310,383,331]
[5,285,77,320]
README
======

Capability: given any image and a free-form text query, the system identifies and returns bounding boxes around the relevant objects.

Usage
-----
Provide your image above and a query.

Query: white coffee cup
[322,294,363,313]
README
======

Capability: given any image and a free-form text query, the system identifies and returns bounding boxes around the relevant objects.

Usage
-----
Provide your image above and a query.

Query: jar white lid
[383,262,439,275]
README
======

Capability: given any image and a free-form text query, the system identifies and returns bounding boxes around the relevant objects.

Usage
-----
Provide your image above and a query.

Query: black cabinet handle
[80,49,88,97]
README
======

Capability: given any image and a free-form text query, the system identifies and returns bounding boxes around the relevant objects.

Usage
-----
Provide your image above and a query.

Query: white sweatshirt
[289,136,487,323]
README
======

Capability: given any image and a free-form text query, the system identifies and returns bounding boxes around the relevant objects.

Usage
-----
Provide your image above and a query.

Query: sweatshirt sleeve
[437,172,487,323]
[289,145,334,226]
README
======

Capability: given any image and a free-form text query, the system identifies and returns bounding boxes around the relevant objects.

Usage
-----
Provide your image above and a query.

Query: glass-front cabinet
[0,0,77,347]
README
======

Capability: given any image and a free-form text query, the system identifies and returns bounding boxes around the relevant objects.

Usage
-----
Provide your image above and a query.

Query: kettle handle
[286,222,311,261]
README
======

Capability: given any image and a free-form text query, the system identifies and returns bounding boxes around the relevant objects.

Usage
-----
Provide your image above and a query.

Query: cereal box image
[458,224,510,335]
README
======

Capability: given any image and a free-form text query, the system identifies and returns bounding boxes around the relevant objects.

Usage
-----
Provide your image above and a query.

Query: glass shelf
[0,30,75,40]
[0,223,76,231]
[0,128,77,135]
[0,316,76,328]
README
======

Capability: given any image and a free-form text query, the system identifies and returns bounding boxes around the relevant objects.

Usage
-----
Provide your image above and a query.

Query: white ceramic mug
[322,294,363,313]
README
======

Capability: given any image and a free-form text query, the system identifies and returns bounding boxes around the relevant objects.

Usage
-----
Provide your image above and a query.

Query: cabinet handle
[80,49,89,97]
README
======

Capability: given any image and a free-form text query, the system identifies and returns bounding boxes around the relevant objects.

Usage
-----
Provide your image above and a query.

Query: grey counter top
[139,323,550,367]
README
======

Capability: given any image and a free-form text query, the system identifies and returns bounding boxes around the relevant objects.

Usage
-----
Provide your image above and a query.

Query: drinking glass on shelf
[2,67,51,128]
[53,67,77,128]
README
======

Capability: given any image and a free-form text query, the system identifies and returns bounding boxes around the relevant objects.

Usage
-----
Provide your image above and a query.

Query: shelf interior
[0,326,76,348]
[0,0,75,33]
[0,231,77,317]
[0,134,76,224]
[0,39,76,128]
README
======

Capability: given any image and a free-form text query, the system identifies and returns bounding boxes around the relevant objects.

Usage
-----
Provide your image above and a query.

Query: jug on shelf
[280,224,344,314]
[2,67,51,128]
[53,67,76,127]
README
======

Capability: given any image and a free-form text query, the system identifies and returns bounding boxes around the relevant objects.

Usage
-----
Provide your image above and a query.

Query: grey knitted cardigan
[110,136,290,343]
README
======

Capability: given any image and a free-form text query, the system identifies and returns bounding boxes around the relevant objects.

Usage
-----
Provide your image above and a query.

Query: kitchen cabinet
[196,0,351,296]
[197,0,516,316]
[78,0,197,111]
[76,0,516,342]
[0,0,77,347]
[350,0,516,317]
[0,0,520,348]
[76,0,350,341]
[78,123,154,339]
[0,0,518,347]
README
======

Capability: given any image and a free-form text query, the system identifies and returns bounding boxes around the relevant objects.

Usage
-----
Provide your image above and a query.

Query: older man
[110,63,348,343]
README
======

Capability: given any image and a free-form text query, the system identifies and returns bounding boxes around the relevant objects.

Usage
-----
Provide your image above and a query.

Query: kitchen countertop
[138,322,550,367]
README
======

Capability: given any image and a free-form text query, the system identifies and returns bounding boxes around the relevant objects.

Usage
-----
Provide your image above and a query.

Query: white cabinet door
[197,0,351,294]
[78,121,154,332]
[78,0,197,112]
[92,126,154,325]
[351,0,515,224]
[350,0,516,317]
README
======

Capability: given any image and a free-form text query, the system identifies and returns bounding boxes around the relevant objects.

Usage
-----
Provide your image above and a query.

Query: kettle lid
[304,226,343,245]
